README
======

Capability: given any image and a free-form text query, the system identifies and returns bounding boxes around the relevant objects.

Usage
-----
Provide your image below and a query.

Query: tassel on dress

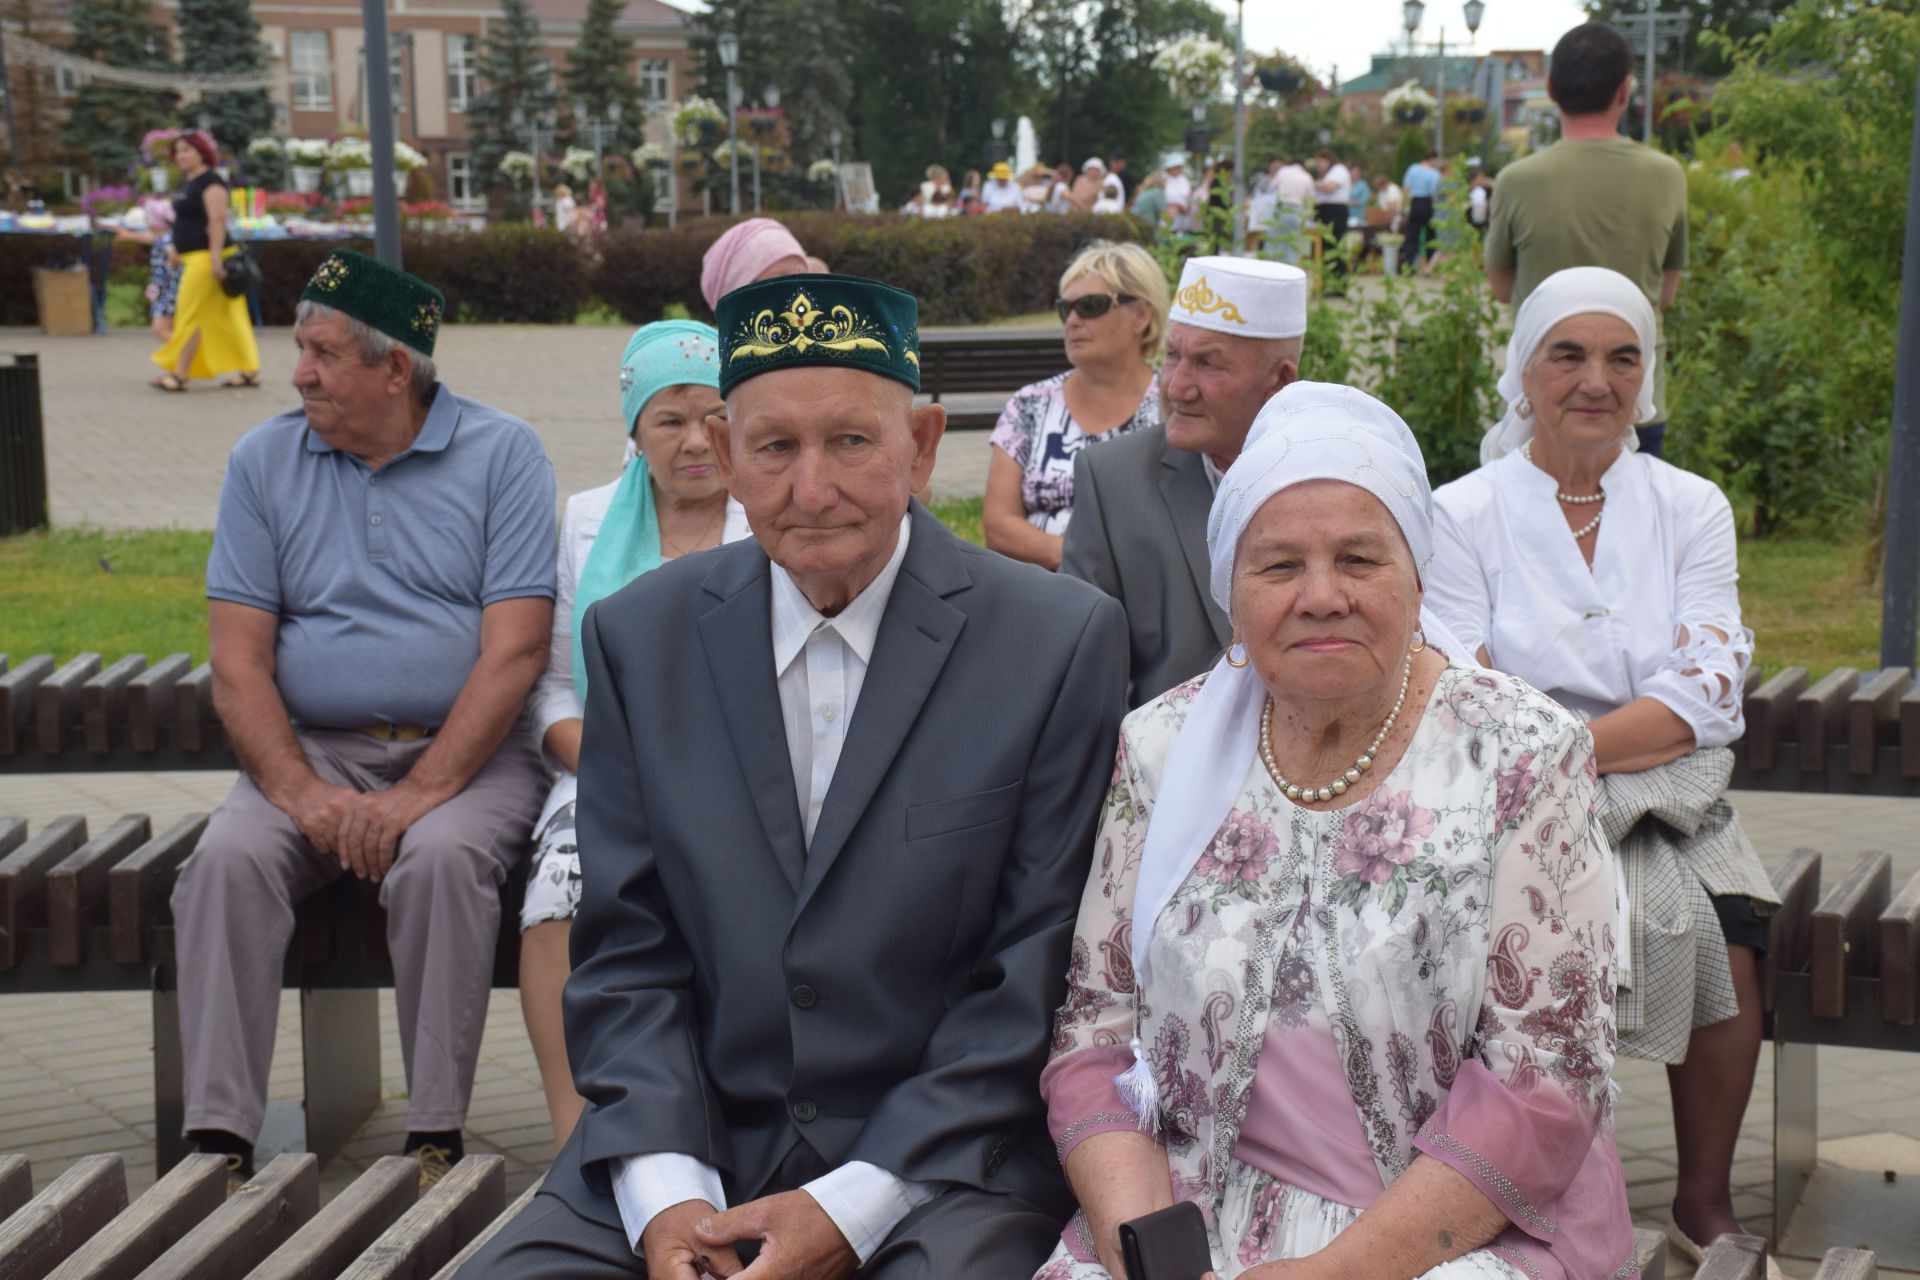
[1113,1035,1161,1134]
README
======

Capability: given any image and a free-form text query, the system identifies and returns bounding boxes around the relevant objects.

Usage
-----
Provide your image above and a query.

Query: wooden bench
[0,1149,540,1280]
[916,328,1069,431]
[0,810,528,1176]
[1762,847,1920,1244]
[1693,1229,1881,1279]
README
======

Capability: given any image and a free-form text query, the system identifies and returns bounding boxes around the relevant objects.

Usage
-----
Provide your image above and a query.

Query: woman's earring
[1516,395,1533,420]
[1410,628,1427,654]
[1226,639,1251,669]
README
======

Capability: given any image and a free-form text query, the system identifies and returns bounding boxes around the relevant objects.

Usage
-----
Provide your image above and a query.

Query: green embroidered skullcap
[300,248,448,357]
[715,273,921,395]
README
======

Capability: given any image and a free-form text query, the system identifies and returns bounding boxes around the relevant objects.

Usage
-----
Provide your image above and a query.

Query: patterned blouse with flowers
[1035,660,1635,1280]
[989,370,1162,536]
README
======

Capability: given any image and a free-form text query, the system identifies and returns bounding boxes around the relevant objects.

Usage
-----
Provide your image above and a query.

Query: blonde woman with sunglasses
[985,241,1170,569]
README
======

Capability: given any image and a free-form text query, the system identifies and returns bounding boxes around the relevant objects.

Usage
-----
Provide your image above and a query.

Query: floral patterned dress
[1035,661,1636,1280]
[988,370,1162,536]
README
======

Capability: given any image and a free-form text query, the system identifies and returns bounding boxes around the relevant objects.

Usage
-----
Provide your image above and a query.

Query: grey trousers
[455,1185,1062,1279]
[170,727,547,1140]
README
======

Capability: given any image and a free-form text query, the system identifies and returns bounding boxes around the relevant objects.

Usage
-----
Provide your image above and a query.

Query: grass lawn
[0,515,1881,677]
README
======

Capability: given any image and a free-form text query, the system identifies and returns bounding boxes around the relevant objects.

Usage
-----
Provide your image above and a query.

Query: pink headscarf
[699,217,808,310]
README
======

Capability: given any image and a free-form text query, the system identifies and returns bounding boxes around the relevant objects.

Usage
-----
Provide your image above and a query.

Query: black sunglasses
[1055,292,1138,323]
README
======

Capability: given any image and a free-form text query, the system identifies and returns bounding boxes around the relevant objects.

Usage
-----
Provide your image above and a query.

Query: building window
[291,31,332,109]
[448,154,485,211]
[447,34,477,113]
[639,58,671,107]
[54,65,82,97]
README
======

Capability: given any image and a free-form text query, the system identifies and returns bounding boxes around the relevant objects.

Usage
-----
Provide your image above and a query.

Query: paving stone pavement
[4,324,998,531]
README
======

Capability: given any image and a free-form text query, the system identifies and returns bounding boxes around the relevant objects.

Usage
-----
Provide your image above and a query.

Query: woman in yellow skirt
[151,131,261,392]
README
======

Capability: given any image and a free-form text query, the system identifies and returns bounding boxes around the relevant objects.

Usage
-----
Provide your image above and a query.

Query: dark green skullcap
[715,273,920,395]
[299,248,447,357]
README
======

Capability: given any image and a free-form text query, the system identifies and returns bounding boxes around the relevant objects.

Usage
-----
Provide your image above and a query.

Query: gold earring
[1226,639,1250,669]
[1410,629,1427,654]
[1516,395,1533,420]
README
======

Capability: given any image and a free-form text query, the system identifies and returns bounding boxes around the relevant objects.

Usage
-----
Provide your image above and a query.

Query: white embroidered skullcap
[1481,265,1658,464]
[1168,255,1307,340]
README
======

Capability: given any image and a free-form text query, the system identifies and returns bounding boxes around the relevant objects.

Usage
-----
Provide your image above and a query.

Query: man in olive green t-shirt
[1486,21,1686,456]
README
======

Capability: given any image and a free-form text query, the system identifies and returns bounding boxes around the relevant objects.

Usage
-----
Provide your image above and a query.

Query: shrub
[252,227,594,325]
[594,212,1150,325]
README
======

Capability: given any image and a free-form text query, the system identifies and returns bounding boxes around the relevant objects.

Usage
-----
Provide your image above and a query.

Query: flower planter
[147,166,170,193]
[291,165,322,194]
[1393,106,1429,125]
[346,168,374,197]
[1184,126,1213,155]
[695,119,723,147]
[1452,107,1486,125]
[1257,67,1302,94]
[1382,244,1401,275]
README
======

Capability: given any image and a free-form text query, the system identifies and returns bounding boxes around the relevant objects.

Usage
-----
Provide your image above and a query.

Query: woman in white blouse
[519,320,749,1150]
[1426,268,1780,1273]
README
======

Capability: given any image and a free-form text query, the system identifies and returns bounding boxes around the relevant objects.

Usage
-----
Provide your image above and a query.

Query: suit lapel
[697,549,807,893]
[797,506,968,913]
[1158,443,1232,646]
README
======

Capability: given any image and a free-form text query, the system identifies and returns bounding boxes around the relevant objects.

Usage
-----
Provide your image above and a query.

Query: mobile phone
[1118,1201,1211,1280]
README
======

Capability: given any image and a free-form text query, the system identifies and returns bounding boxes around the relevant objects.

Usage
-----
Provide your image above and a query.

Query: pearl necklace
[1259,654,1412,804]
[1522,441,1605,539]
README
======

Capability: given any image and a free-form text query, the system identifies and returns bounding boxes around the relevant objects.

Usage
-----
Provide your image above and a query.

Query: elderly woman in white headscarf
[1034,382,1632,1280]
[1426,266,1779,1268]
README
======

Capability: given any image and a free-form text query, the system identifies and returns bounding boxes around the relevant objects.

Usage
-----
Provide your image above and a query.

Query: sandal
[222,372,262,388]
[151,373,187,393]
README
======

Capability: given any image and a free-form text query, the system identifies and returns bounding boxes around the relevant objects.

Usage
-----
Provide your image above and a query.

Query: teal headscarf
[572,319,722,697]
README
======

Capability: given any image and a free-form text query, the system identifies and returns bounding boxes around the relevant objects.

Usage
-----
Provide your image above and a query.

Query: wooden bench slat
[1766,848,1822,1012]
[1848,667,1912,776]
[106,814,208,966]
[0,657,56,757]
[1796,667,1860,774]
[125,655,192,754]
[251,1156,418,1280]
[0,1154,128,1280]
[40,1153,226,1280]
[428,1175,541,1280]
[45,816,151,968]
[33,655,101,757]
[0,817,89,971]
[1879,869,1920,1025]
[79,656,146,756]
[1811,850,1893,1018]
[0,1155,29,1222]
[0,818,27,862]
[1903,681,1920,779]
[172,665,214,754]
[139,1153,318,1280]
[1811,1246,1878,1279]
[337,1155,505,1280]
[1694,1232,1767,1280]
[1745,666,1808,774]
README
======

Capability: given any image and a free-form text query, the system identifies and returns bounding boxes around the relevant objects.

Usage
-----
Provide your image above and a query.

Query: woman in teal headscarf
[519,319,748,1149]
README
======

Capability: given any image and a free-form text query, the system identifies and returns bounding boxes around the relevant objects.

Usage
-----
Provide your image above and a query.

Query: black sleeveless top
[171,170,228,254]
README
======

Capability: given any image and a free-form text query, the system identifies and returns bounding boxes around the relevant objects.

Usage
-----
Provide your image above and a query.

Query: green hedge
[5,213,1147,330]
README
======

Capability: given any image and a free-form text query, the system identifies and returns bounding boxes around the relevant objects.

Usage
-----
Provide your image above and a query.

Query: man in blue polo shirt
[1401,147,1442,271]
[172,249,556,1189]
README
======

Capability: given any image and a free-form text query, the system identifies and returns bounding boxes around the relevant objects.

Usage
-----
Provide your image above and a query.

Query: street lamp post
[751,83,779,214]
[717,33,742,215]
[574,100,623,179]
[1403,1,1486,158]
[1231,0,1247,253]
[829,126,843,211]
[512,104,558,219]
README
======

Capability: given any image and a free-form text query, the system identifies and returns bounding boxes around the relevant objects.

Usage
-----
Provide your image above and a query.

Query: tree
[466,0,558,187]
[174,0,273,153]
[1580,0,1796,77]
[6,0,64,171]
[566,0,644,150]
[60,0,177,178]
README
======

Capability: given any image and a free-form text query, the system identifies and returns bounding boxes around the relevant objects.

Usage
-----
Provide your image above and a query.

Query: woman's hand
[166,245,181,270]
[211,258,228,282]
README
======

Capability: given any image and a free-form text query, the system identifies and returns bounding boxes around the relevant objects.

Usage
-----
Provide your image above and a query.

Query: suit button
[791,984,818,1009]
[792,1099,818,1123]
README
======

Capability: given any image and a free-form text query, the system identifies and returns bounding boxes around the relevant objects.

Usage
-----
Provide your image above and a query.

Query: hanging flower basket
[677,152,707,175]
[1258,67,1301,93]
[1393,105,1429,124]
[1449,98,1488,125]
[1383,80,1437,126]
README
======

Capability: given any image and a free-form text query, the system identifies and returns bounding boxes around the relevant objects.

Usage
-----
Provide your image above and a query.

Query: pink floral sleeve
[1040,725,1159,1163]
[1414,719,1618,1243]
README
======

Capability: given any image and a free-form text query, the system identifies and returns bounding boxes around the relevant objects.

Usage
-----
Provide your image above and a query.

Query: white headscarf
[1113,381,1447,1125]
[1480,266,1659,464]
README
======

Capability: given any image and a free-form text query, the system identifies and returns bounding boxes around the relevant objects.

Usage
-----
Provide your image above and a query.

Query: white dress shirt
[1315,162,1352,205]
[1427,448,1752,747]
[1275,163,1317,210]
[612,517,940,1263]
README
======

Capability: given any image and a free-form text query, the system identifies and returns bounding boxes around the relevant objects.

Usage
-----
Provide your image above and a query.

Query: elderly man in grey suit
[1062,256,1305,707]
[460,273,1128,1280]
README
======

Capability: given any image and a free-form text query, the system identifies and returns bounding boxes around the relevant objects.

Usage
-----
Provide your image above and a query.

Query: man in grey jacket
[1062,256,1305,707]
[461,274,1128,1279]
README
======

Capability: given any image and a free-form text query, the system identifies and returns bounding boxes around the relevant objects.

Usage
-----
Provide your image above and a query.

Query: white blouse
[526,477,750,756]
[1426,449,1752,749]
